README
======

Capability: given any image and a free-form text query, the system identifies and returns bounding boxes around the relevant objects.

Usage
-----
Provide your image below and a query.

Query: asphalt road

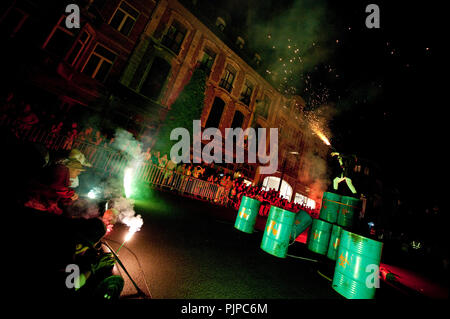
[104,190,343,299]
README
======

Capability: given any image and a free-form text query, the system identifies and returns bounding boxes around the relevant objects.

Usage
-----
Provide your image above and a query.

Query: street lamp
[277,150,300,193]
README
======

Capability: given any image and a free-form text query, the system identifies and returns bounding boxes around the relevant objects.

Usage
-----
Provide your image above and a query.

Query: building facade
[1,0,329,206]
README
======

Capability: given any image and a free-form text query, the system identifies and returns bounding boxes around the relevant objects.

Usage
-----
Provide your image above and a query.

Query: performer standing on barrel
[330,151,358,195]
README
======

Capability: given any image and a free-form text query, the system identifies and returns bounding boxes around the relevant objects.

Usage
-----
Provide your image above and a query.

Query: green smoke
[243,0,337,94]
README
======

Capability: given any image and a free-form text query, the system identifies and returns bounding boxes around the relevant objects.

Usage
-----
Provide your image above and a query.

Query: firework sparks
[305,108,333,147]
[313,128,331,146]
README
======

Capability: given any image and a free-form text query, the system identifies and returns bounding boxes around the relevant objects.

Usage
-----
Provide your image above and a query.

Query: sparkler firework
[304,106,334,147]
[313,127,331,146]
[116,213,143,253]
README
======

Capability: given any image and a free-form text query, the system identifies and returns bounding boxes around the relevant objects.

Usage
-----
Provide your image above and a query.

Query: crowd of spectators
[1,90,320,300]
[228,182,318,216]
[0,91,117,150]
[1,90,318,218]
[143,149,319,217]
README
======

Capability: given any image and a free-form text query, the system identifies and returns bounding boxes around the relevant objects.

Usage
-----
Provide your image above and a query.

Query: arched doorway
[141,57,171,100]
[262,176,293,201]
[294,193,316,209]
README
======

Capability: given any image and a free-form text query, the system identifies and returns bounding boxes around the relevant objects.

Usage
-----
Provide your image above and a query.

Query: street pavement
[105,190,343,299]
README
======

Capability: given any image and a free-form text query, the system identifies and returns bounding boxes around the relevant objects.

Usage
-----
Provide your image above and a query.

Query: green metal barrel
[327,224,343,260]
[319,192,342,223]
[234,196,262,234]
[332,230,383,299]
[307,219,332,255]
[260,206,296,258]
[337,196,361,228]
[290,210,312,241]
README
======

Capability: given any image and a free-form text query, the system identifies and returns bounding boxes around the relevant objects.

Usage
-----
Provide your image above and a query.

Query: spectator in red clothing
[51,122,63,134]
[144,147,152,161]
[24,159,86,215]
[63,123,78,150]
[159,153,168,168]
[185,165,193,176]
[102,208,119,235]
[192,165,204,179]
[78,127,93,142]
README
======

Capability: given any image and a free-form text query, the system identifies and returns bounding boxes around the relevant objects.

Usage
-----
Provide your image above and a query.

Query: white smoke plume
[110,128,145,161]
[108,196,143,232]
[108,128,146,231]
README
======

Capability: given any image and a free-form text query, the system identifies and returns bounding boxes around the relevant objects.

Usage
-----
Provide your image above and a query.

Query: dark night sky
[207,0,443,206]
[324,1,443,205]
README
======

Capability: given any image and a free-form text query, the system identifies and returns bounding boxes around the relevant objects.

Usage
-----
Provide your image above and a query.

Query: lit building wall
[129,0,330,203]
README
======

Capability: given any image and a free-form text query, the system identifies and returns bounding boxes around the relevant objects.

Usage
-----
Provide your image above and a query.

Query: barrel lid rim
[340,229,384,246]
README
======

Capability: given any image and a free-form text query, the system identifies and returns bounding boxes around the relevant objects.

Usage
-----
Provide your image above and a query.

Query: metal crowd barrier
[131,161,229,205]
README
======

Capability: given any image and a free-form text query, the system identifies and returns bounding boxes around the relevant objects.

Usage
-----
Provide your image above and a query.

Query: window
[205,97,225,128]
[140,57,171,100]
[1,6,29,38]
[66,30,91,66]
[82,44,116,82]
[219,66,235,93]
[198,48,216,75]
[43,15,79,58]
[240,81,253,106]
[161,20,187,55]
[109,1,139,36]
[43,15,91,65]
[256,95,270,119]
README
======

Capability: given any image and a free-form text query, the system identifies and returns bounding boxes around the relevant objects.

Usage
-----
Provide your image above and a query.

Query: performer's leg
[333,176,345,190]
[333,177,339,190]
[345,177,357,194]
